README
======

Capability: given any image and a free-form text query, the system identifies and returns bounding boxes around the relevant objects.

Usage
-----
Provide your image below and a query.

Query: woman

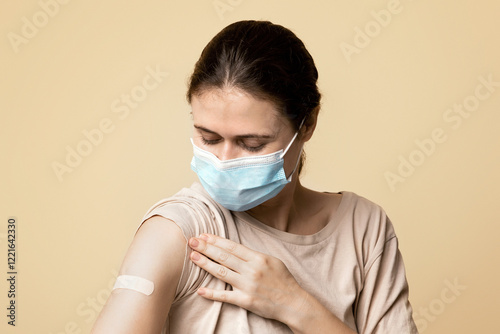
[92,20,418,333]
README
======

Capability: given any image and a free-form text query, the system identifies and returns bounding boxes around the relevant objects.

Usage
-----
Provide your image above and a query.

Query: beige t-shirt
[138,183,418,333]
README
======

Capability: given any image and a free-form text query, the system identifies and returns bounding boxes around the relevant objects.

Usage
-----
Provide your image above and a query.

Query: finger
[188,237,243,273]
[199,234,253,261]
[197,287,248,309]
[197,287,231,302]
[190,251,240,286]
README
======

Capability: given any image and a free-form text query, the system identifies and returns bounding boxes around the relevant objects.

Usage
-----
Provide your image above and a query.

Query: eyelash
[200,137,265,152]
[243,144,265,152]
[200,137,220,145]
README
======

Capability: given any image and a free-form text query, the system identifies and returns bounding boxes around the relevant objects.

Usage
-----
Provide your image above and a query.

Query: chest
[234,223,363,325]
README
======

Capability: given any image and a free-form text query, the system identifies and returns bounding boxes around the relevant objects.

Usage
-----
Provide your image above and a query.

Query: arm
[91,215,186,333]
[354,236,418,334]
[188,234,357,334]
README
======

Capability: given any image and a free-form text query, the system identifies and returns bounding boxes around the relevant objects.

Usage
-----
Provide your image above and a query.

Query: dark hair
[187,20,321,173]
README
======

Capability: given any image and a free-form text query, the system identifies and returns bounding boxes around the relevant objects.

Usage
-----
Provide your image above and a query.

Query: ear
[300,106,320,142]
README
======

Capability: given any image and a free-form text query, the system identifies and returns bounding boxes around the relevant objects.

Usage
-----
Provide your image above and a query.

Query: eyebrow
[194,125,275,139]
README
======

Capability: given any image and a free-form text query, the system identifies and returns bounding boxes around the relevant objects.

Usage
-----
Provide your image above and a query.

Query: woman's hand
[188,233,309,324]
[188,234,356,334]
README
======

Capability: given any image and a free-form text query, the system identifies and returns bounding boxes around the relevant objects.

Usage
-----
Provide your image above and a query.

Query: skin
[92,215,186,333]
[189,87,355,333]
[92,86,354,333]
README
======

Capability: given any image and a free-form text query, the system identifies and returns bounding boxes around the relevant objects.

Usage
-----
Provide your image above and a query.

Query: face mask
[190,126,303,212]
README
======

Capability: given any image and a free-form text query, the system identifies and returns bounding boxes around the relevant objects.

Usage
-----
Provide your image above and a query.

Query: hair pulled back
[186,20,321,131]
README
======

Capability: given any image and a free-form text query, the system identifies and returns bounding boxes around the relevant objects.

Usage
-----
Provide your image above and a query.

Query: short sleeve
[137,186,230,302]
[354,217,418,333]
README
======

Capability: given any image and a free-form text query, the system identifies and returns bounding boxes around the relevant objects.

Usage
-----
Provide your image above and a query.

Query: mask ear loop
[281,118,306,158]
[286,146,303,181]
[281,117,307,181]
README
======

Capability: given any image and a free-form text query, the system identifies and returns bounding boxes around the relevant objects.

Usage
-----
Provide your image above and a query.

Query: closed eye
[201,137,265,152]
[200,136,221,145]
[194,125,273,153]
[239,141,265,152]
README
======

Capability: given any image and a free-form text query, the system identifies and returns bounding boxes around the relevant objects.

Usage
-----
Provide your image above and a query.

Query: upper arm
[92,215,186,334]
[355,236,418,334]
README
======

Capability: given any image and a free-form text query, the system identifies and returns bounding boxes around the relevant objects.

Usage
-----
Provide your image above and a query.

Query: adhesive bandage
[112,275,155,296]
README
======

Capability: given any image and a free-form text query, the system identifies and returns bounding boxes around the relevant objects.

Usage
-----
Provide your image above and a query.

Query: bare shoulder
[91,215,186,333]
[120,214,186,278]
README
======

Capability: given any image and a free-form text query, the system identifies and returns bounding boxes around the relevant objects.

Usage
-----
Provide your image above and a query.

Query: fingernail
[197,288,205,296]
[199,234,209,241]
[190,238,199,248]
[191,252,200,261]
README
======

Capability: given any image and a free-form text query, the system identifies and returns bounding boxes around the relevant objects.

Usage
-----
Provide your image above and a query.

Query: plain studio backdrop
[1,1,499,333]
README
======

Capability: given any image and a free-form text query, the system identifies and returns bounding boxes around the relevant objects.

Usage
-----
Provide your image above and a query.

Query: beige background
[2,0,499,333]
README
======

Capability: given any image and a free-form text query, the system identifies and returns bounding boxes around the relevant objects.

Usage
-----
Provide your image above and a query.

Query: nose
[216,141,239,161]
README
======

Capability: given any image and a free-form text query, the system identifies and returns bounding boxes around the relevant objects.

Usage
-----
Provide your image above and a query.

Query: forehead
[191,88,289,134]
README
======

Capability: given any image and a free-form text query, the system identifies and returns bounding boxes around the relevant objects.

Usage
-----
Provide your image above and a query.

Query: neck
[245,177,307,233]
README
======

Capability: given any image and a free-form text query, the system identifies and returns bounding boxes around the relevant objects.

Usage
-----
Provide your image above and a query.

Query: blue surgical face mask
[190,127,303,212]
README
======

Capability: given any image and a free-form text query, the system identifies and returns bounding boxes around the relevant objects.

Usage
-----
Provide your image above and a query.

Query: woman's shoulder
[137,182,231,239]
[144,183,215,213]
[340,191,386,217]
[338,190,398,248]
[311,189,387,224]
